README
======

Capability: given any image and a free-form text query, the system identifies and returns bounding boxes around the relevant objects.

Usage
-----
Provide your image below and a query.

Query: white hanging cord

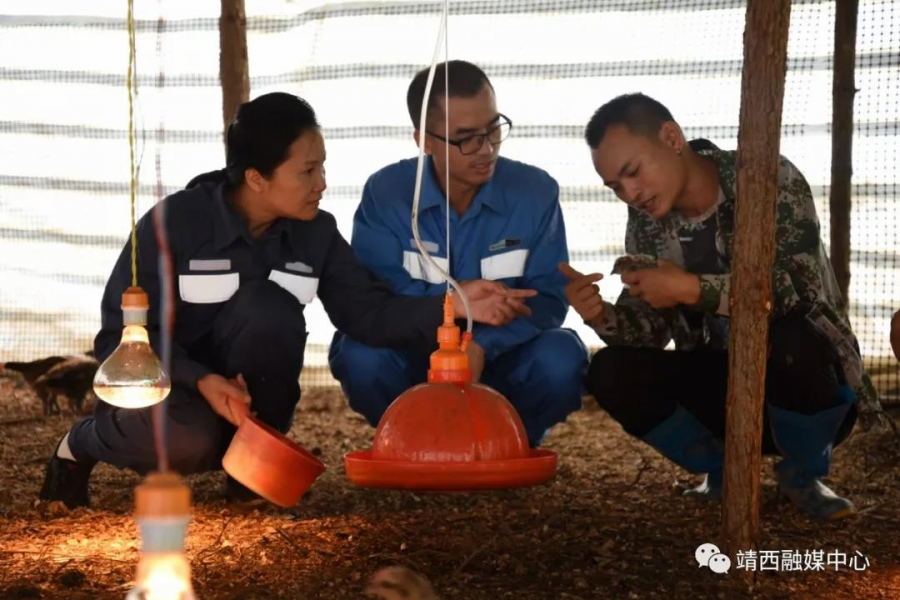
[411,0,473,332]
[444,5,450,294]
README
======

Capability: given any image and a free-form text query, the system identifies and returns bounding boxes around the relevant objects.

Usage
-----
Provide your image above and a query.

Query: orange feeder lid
[345,294,557,491]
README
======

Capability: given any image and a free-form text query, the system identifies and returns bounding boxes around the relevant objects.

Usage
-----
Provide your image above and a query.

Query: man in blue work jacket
[328,61,588,445]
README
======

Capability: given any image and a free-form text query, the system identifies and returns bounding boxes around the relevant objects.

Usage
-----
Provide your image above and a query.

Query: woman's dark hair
[187,92,319,188]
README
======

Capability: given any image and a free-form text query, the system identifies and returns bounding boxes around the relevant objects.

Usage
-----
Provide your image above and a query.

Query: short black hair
[406,60,494,130]
[584,93,675,149]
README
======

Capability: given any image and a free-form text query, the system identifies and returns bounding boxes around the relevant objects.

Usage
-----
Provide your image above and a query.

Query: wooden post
[722,0,792,580]
[829,0,859,308]
[219,0,250,140]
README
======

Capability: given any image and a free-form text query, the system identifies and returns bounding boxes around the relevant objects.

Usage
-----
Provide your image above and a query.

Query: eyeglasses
[426,114,512,155]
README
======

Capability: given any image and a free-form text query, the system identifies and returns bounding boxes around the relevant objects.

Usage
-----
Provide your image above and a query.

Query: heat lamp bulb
[94,287,171,409]
[128,553,195,600]
[126,473,197,600]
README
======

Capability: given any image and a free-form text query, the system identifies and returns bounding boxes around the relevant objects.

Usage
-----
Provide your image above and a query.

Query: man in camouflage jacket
[561,93,881,521]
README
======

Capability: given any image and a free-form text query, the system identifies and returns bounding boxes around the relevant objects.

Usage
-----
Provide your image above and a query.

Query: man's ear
[659,121,686,153]
[413,129,432,156]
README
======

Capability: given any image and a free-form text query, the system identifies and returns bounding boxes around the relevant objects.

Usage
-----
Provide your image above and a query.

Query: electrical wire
[126,0,138,287]
[150,2,172,474]
[126,0,173,473]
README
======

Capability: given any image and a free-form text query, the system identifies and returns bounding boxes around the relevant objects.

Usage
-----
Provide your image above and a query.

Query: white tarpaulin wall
[0,0,897,398]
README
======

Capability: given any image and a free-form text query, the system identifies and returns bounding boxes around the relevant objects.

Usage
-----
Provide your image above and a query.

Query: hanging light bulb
[126,472,197,600]
[93,286,171,409]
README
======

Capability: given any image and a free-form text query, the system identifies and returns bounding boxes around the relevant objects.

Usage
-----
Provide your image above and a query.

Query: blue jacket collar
[418,156,506,216]
[211,182,291,251]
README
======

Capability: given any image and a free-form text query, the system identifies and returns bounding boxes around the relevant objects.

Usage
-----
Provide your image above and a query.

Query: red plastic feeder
[345,294,558,491]
[223,415,326,506]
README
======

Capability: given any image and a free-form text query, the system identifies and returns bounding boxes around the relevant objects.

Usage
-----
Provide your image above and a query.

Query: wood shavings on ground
[1,376,899,599]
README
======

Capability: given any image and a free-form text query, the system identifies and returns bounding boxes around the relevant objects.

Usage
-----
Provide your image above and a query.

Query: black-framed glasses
[426,114,512,155]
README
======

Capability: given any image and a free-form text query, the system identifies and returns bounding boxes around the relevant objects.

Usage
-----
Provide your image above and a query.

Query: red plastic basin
[222,415,325,507]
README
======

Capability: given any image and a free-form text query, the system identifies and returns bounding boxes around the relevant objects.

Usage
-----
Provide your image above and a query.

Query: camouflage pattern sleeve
[769,157,825,319]
[594,208,673,347]
[595,293,673,348]
[696,158,820,319]
[697,274,731,316]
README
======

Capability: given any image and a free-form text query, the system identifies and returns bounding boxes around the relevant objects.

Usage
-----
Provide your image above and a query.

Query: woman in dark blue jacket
[39,92,534,507]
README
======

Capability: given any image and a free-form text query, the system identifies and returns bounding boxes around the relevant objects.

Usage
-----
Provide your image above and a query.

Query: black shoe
[38,438,94,509]
[224,476,264,504]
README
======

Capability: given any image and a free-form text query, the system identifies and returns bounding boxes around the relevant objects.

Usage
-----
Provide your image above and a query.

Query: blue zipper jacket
[350,156,570,361]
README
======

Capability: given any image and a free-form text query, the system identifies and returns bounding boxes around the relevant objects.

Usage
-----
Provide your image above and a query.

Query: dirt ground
[1,373,900,600]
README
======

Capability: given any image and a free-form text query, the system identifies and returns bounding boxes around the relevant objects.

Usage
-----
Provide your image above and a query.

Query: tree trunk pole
[830,0,859,309]
[722,0,792,581]
[220,0,250,141]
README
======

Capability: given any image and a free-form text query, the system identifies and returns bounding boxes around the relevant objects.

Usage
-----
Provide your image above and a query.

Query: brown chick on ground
[2,356,68,386]
[365,566,439,600]
[35,356,99,415]
[3,355,98,415]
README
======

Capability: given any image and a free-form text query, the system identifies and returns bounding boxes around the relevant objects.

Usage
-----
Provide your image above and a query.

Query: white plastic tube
[410,0,473,333]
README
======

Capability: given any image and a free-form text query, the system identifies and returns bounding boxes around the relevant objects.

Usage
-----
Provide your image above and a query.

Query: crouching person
[39,92,531,508]
[329,61,588,447]
[561,93,882,520]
